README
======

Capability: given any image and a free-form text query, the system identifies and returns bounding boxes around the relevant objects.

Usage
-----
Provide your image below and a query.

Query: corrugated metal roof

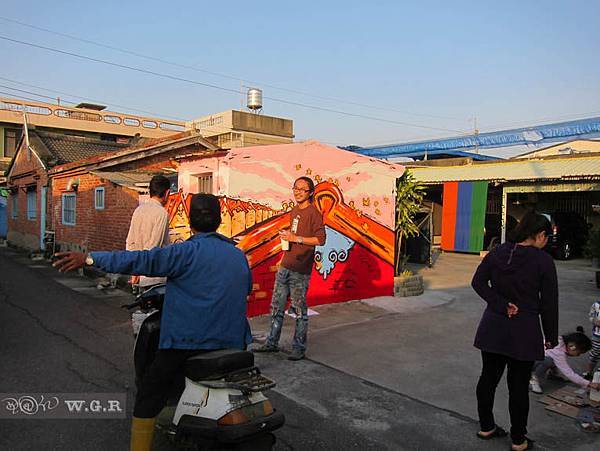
[409,156,600,183]
[347,116,600,159]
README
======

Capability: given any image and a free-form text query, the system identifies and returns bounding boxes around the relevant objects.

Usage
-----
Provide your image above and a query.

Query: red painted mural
[167,182,395,317]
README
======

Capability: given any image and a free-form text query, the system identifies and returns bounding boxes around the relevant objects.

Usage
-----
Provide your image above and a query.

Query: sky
[1,1,599,155]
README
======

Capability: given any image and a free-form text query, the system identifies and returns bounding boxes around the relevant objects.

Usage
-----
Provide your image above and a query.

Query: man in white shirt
[126,175,171,289]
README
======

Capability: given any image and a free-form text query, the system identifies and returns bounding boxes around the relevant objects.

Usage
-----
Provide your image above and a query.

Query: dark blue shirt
[91,233,253,350]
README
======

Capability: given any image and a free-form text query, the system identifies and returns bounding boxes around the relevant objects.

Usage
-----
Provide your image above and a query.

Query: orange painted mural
[173,140,404,316]
[166,182,396,316]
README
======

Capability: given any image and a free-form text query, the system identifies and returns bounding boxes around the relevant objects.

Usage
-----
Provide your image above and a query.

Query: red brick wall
[7,143,48,249]
[51,172,139,252]
[49,150,187,252]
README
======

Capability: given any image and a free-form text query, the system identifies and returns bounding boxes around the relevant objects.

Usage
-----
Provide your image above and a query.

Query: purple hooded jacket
[472,242,559,361]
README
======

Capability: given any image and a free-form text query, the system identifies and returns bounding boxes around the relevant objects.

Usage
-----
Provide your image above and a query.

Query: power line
[0,15,467,123]
[477,111,600,132]
[0,90,53,105]
[0,84,69,103]
[0,76,189,121]
[0,89,343,146]
[0,35,465,134]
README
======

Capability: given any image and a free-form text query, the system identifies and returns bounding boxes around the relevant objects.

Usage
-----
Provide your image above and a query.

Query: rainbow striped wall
[441,181,488,253]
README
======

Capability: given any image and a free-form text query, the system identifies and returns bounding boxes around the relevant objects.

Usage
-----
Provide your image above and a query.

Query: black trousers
[476,351,534,444]
[134,349,207,418]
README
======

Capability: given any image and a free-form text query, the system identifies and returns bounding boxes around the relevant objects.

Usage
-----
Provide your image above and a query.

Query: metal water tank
[247,88,263,110]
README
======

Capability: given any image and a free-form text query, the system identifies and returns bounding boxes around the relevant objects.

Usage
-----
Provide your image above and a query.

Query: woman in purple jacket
[472,212,558,451]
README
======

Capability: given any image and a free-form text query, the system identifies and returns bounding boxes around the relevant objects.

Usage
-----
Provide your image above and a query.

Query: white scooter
[123,285,284,449]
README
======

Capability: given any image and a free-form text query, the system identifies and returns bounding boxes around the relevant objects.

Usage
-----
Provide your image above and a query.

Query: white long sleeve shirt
[126,198,170,286]
[590,300,600,338]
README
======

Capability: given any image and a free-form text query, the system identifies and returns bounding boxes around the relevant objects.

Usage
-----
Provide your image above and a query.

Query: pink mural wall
[177,140,404,316]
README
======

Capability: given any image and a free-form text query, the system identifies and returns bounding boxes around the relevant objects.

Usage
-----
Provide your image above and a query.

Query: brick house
[6,128,129,250]
[47,131,219,253]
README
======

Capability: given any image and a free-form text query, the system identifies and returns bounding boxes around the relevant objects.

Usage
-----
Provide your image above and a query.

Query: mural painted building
[173,140,404,316]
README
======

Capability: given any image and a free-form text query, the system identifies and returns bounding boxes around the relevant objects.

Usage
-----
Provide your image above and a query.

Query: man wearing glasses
[255,177,326,360]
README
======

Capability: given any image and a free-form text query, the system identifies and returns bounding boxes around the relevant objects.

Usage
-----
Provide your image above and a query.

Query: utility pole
[240,82,244,111]
[473,116,479,154]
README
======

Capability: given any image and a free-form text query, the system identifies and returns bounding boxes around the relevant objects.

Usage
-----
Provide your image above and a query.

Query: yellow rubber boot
[130,416,156,451]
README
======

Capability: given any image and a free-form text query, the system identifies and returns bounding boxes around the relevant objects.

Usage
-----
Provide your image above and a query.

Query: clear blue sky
[1,1,599,152]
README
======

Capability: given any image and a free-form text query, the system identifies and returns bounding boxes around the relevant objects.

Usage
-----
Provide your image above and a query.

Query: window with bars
[95,187,105,210]
[11,193,17,219]
[27,190,37,220]
[62,194,76,225]
[195,173,213,194]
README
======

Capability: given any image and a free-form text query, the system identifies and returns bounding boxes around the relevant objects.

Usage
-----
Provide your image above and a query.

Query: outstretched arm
[54,244,191,279]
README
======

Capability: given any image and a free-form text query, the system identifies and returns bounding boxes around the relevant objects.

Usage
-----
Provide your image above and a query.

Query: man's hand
[130,275,140,285]
[544,341,554,350]
[53,252,87,273]
[589,382,600,391]
[279,229,296,242]
[507,302,519,318]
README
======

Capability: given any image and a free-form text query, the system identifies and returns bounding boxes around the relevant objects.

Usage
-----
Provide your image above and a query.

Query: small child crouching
[530,326,600,394]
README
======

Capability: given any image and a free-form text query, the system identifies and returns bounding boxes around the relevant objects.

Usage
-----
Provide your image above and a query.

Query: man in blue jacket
[54,193,252,451]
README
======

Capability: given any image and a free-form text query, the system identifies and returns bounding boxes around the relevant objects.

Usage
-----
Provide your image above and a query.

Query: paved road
[1,247,598,450]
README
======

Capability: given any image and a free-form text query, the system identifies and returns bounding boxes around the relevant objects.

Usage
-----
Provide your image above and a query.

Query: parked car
[484,213,518,251]
[541,211,590,260]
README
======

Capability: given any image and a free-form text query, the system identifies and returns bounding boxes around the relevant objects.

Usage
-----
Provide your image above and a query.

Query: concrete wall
[1,96,185,138]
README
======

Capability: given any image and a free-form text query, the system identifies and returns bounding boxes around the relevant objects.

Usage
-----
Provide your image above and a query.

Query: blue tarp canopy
[344,116,600,159]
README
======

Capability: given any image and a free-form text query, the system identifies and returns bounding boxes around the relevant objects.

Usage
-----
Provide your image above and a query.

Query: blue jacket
[91,233,253,350]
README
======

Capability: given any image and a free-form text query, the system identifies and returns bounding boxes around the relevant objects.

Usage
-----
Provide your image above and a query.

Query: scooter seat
[185,349,254,381]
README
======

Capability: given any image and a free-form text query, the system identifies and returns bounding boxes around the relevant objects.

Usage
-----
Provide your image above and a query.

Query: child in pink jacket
[530,327,600,394]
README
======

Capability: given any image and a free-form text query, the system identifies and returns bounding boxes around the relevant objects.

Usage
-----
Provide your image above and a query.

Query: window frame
[11,193,18,219]
[62,193,77,226]
[3,128,19,158]
[194,173,213,194]
[94,187,105,210]
[26,189,37,220]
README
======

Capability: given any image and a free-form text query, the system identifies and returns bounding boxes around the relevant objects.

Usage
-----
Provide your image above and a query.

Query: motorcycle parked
[123,285,284,449]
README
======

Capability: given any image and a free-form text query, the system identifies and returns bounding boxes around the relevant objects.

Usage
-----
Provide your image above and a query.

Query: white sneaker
[529,376,543,394]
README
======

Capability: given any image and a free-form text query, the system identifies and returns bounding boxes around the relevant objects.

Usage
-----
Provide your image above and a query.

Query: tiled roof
[49,131,219,175]
[35,131,129,165]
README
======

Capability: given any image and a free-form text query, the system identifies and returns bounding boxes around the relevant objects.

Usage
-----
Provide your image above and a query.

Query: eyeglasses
[292,187,310,192]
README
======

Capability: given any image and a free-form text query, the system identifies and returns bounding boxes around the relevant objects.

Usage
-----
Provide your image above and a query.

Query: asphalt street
[1,247,598,450]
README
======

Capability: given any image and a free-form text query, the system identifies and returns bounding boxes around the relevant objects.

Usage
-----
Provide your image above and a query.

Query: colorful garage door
[441,181,488,253]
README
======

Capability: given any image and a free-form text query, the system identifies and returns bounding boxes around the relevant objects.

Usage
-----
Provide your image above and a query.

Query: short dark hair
[149,175,171,198]
[562,326,592,353]
[512,211,552,243]
[294,176,315,200]
[189,193,221,233]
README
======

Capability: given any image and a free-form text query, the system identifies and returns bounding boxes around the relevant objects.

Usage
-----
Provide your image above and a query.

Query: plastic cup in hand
[281,238,290,251]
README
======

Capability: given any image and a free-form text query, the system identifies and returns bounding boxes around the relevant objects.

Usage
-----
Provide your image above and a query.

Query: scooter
[123,285,285,448]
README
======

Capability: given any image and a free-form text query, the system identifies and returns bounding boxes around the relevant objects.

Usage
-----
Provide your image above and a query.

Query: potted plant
[394,172,425,297]
[584,229,600,287]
